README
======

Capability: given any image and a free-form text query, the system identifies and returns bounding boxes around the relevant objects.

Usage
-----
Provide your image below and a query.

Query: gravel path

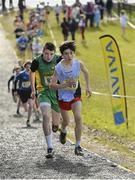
[0,23,135,179]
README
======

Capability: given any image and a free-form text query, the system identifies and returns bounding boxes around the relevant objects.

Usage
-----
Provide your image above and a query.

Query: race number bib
[44,76,52,85]
[64,79,78,90]
[22,81,31,88]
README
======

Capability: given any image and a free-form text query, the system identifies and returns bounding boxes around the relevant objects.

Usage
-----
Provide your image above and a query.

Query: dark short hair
[43,42,56,52]
[23,60,32,68]
[59,41,76,54]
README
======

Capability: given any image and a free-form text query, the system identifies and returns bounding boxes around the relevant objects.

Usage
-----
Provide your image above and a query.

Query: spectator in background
[120,10,128,37]
[61,0,67,14]
[106,0,113,20]
[78,14,86,41]
[68,17,77,41]
[84,2,95,28]
[73,0,82,7]
[37,3,47,22]
[61,17,69,41]
[54,4,61,25]
[18,0,26,19]
[95,0,105,20]
[45,1,51,21]
[94,5,101,28]
[66,6,72,19]
[72,4,80,24]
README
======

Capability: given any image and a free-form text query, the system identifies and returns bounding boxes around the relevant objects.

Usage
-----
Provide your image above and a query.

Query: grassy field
[1,9,135,141]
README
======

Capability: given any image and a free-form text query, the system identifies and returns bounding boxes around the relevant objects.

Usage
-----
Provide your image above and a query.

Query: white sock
[45,134,53,149]
[61,127,67,133]
[75,140,81,147]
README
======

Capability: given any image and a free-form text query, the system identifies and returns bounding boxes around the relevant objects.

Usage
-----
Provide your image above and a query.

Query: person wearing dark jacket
[18,0,26,19]
[61,17,69,41]
[68,17,77,41]
[106,0,113,18]
[84,2,95,27]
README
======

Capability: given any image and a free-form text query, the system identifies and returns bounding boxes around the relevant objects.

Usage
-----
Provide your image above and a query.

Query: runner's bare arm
[50,70,71,89]
[80,61,92,97]
[30,70,36,98]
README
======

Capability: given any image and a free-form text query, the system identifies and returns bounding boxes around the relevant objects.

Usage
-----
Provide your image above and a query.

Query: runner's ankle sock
[61,128,67,134]
[75,140,81,147]
[45,134,53,149]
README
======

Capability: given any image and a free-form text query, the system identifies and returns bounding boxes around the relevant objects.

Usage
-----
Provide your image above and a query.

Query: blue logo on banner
[114,111,125,125]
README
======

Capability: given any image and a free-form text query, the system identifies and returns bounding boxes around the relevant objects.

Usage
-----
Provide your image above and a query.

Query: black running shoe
[46,148,54,158]
[52,125,59,133]
[16,111,23,117]
[33,117,42,123]
[26,120,31,127]
[75,146,84,156]
[59,131,67,144]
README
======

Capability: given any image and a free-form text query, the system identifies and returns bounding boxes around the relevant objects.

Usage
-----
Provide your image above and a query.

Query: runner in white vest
[50,41,92,156]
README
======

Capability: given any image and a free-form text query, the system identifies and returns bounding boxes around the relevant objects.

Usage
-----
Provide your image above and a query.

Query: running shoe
[26,120,31,127]
[16,111,23,117]
[75,146,84,156]
[33,117,42,123]
[46,148,55,158]
[52,125,59,133]
[59,131,67,144]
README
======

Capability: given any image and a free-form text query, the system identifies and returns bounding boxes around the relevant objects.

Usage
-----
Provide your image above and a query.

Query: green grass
[1,10,135,140]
